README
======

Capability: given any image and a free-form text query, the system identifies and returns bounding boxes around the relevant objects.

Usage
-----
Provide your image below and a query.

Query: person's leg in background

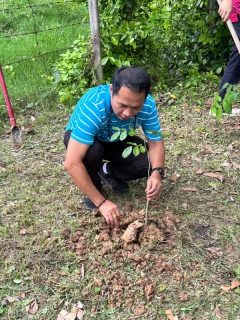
[219,19,240,101]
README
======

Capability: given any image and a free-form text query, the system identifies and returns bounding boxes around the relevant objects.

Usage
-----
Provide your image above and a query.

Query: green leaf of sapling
[216,107,223,121]
[140,146,147,153]
[222,99,232,114]
[126,142,137,146]
[232,92,239,102]
[120,131,127,141]
[210,106,217,116]
[111,131,120,141]
[133,146,140,156]
[222,91,233,114]
[122,146,132,158]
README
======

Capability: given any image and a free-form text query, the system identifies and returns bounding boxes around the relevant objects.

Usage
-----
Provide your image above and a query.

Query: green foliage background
[54,0,232,104]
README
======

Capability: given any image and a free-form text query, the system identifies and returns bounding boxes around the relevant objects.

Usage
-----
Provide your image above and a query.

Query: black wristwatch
[151,167,164,177]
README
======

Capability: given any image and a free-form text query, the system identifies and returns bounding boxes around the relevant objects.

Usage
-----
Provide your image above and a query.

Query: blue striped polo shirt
[66,84,162,145]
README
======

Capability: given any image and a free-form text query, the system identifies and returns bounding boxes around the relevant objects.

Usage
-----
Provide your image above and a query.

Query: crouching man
[64,66,165,227]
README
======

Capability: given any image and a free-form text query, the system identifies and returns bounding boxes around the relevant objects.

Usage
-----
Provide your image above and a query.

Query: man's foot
[98,166,129,194]
[84,196,97,210]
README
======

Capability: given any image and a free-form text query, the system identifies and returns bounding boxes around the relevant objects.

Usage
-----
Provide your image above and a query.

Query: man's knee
[83,138,104,167]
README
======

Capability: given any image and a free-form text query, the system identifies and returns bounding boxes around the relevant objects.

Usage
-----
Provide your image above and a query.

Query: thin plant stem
[144,140,151,225]
[145,199,149,225]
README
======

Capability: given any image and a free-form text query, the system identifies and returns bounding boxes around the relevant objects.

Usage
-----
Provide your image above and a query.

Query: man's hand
[145,172,163,201]
[218,0,232,22]
[99,200,122,227]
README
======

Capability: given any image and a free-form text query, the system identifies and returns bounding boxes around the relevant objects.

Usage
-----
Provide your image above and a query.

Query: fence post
[88,0,103,82]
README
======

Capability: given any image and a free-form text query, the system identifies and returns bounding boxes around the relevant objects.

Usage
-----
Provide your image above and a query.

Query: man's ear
[110,84,113,95]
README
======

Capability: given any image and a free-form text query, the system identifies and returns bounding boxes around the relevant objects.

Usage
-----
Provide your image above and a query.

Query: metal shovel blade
[11,126,22,147]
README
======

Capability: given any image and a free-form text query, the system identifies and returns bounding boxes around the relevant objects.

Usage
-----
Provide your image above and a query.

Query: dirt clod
[139,224,165,244]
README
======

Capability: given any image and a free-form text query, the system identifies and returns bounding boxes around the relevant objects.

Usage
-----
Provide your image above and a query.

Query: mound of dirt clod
[65,209,181,254]
[139,224,165,244]
[63,208,182,309]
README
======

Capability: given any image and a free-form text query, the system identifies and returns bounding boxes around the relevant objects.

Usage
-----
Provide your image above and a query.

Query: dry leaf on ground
[226,245,233,252]
[195,169,204,175]
[214,304,223,319]
[221,285,231,293]
[170,174,180,181]
[206,246,223,258]
[21,125,35,133]
[57,310,75,320]
[165,211,182,223]
[230,279,240,289]
[232,162,240,169]
[5,296,17,304]
[180,315,192,320]
[165,308,178,320]
[180,187,198,192]
[221,161,231,167]
[26,300,38,315]
[202,172,224,182]
[200,149,212,154]
[19,229,27,235]
[57,302,86,320]
[178,291,190,302]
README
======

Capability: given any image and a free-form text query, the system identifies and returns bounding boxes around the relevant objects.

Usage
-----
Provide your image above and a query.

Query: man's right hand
[99,200,121,227]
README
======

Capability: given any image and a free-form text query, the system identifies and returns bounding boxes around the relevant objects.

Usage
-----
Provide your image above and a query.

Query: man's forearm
[148,139,165,169]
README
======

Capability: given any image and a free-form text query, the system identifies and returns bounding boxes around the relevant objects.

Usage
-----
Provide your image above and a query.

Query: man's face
[110,85,146,120]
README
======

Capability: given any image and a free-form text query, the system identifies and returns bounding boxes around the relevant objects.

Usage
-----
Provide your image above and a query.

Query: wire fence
[0,0,89,108]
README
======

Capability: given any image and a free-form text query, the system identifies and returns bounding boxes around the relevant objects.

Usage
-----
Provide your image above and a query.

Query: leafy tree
[53,0,232,103]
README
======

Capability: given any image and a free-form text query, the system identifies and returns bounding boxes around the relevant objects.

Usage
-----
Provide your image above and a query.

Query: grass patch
[0,0,89,105]
[0,84,239,319]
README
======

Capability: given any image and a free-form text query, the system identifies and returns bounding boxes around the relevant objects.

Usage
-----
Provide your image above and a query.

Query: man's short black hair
[111,66,151,98]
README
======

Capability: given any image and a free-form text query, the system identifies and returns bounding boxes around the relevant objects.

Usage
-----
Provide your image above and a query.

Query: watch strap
[151,167,164,177]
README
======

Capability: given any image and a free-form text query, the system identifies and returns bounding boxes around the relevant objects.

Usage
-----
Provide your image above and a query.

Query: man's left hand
[145,173,162,200]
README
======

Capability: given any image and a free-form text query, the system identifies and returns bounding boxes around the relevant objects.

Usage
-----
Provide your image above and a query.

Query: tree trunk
[209,0,217,13]
[209,0,217,26]
[88,0,103,82]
